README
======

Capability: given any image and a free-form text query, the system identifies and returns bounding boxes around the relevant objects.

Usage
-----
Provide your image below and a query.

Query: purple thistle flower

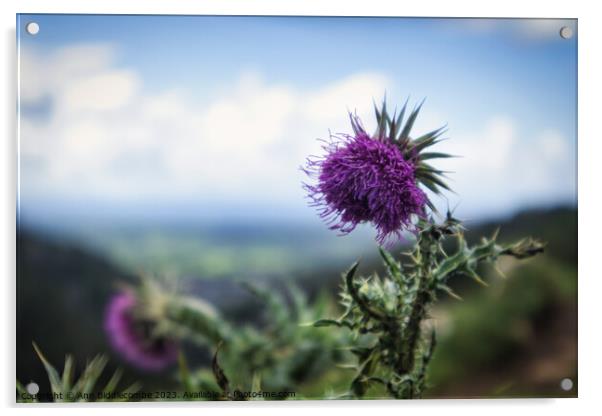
[104,291,178,371]
[304,98,451,244]
[303,100,451,244]
[305,126,427,245]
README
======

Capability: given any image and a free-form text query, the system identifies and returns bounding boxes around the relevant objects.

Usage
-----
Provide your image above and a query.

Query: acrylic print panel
[16,14,577,402]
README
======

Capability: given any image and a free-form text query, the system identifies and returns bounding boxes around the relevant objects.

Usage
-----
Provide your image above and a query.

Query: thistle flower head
[304,98,450,244]
[104,290,178,371]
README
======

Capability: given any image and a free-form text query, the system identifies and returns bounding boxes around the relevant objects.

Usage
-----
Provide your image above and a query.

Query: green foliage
[17,343,140,402]
[313,213,544,399]
[160,281,347,400]
[129,277,227,348]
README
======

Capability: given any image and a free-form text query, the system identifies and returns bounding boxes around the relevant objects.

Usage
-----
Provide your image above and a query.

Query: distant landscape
[17,205,577,398]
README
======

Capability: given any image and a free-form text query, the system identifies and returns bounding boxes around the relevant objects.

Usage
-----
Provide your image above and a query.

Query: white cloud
[19,43,390,203]
[19,43,575,221]
[305,73,389,121]
[61,70,140,113]
[20,44,117,102]
[434,117,576,218]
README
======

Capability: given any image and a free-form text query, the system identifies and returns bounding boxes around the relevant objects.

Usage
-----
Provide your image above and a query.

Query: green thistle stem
[314,214,544,400]
[397,289,429,378]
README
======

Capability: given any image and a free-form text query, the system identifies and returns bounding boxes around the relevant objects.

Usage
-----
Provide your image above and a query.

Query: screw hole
[559,26,573,39]
[25,382,39,395]
[560,378,573,391]
[26,22,40,36]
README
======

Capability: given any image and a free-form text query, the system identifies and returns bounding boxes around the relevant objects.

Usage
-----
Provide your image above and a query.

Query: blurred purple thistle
[104,291,177,371]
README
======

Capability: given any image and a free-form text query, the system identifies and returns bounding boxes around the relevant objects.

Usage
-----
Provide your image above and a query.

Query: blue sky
[18,15,577,228]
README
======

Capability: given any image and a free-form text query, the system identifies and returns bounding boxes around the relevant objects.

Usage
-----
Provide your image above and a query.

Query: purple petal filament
[304,120,427,245]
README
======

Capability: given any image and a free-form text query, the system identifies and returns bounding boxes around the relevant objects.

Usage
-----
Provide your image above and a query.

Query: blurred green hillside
[17,206,577,399]
[425,207,577,398]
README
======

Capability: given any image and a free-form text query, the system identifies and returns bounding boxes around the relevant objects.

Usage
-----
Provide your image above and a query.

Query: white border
[2,1,599,415]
